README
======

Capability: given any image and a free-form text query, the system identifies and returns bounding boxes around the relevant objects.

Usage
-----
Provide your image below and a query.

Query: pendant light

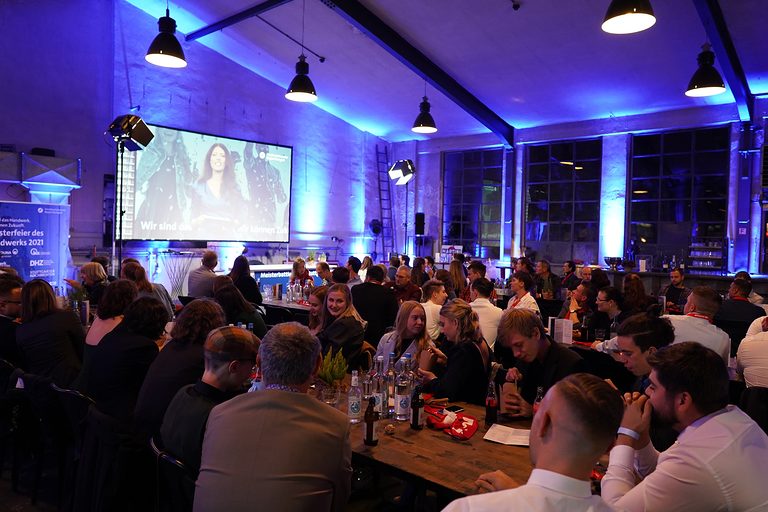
[285,0,317,102]
[411,83,437,134]
[685,43,726,97]
[145,2,187,68]
[601,0,656,35]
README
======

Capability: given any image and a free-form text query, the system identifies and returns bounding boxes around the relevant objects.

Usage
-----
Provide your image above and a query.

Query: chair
[264,305,295,327]
[740,386,768,434]
[351,341,376,373]
[51,383,96,512]
[150,437,194,512]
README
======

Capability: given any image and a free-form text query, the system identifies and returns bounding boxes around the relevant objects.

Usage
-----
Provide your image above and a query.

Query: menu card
[483,424,530,446]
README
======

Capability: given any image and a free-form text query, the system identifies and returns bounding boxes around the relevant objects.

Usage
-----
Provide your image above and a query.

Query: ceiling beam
[323,0,515,145]
[691,0,754,123]
[186,0,293,42]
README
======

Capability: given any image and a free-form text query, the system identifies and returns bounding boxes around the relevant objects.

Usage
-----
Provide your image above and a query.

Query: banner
[0,201,69,285]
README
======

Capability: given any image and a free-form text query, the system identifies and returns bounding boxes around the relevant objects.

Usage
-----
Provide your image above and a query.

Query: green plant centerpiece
[317,348,348,405]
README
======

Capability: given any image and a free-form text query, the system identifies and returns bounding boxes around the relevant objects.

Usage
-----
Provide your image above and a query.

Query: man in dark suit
[351,265,398,346]
[714,278,766,356]
[0,276,24,366]
[195,322,352,512]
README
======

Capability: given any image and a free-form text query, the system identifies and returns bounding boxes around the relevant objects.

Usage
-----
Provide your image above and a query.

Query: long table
[345,400,532,502]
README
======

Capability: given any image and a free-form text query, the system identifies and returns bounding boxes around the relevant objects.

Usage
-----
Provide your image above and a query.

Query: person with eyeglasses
[0,275,24,366]
[160,325,259,482]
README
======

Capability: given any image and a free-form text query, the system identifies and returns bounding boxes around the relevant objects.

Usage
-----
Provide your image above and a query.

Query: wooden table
[346,401,532,501]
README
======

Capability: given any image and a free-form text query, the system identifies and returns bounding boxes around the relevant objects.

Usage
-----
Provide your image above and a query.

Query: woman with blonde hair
[375,301,445,371]
[417,299,491,405]
[290,257,311,285]
[307,285,328,335]
[358,256,373,283]
[449,260,466,299]
[65,261,109,306]
[317,284,366,368]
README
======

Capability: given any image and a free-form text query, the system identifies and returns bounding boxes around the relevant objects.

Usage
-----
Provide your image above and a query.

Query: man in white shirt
[187,250,218,297]
[469,277,503,350]
[602,342,768,511]
[663,285,730,363]
[443,373,622,512]
[421,279,448,341]
[345,256,363,288]
[737,330,768,387]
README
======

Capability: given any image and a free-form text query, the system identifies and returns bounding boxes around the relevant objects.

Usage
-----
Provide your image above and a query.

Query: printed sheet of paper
[483,424,530,446]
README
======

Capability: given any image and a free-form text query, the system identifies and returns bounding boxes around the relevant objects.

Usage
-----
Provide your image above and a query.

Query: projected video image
[122,125,292,243]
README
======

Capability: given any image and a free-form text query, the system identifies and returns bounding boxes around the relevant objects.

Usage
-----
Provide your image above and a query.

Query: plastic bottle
[394,356,411,421]
[347,370,362,424]
[533,386,544,415]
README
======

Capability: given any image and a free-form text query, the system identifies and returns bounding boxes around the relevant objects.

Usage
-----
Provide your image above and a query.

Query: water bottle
[286,281,293,303]
[395,356,411,421]
[373,356,386,414]
[302,279,311,302]
[385,353,397,418]
[347,370,362,424]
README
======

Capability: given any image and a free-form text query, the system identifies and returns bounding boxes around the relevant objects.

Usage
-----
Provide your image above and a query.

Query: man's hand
[475,470,518,493]
[505,368,522,383]
[502,391,532,418]
[618,392,652,449]
[417,368,437,383]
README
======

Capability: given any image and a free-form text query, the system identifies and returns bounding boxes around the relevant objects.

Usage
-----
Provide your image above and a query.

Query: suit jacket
[79,324,158,423]
[16,310,84,387]
[194,389,352,512]
[0,315,23,367]
[351,282,398,347]
[187,265,216,297]
[506,338,587,405]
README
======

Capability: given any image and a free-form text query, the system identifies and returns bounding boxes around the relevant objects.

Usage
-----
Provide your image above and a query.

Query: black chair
[150,437,194,512]
[740,386,768,434]
[51,383,96,512]
[264,305,295,327]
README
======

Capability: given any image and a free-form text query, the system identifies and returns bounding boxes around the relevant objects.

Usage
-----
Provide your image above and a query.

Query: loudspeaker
[415,212,425,236]
[107,115,154,151]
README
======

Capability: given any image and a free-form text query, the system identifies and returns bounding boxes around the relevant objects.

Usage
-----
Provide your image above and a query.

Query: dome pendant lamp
[601,0,656,35]
[685,43,726,97]
[411,83,437,134]
[145,2,187,68]
[285,0,318,102]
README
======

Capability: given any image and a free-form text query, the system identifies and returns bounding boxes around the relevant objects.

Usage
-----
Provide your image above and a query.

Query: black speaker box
[415,212,425,236]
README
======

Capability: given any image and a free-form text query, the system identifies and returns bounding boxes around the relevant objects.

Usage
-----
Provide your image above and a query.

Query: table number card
[483,424,530,446]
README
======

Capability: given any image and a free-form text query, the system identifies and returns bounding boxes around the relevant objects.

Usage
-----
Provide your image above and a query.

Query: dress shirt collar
[679,405,731,439]
[472,297,492,306]
[527,468,592,498]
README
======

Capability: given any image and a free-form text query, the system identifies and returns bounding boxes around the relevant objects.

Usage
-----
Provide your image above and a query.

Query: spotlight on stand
[388,159,415,186]
[107,115,154,150]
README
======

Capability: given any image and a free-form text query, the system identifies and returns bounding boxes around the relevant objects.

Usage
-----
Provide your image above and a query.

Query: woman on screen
[190,143,245,239]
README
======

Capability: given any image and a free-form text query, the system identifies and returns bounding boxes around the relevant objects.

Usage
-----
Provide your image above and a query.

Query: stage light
[388,159,415,186]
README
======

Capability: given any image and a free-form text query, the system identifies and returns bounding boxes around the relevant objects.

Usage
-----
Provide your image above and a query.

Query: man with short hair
[331,266,350,284]
[496,309,585,417]
[345,256,363,288]
[664,285,730,363]
[602,342,768,511]
[658,268,691,314]
[385,265,422,304]
[187,250,218,297]
[400,254,411,268]
[421,279,448,340]
[470,277,503,349]
[533,260,559,299]
[736,326,768,388]
[714,278,765,356]
[595,286,632,337]
[160,326,258,477]
[0,277,24,366]
[461,261,494,302]
[195,323,352,512]
[444,373,623,512]
[315,261,332,285]
[351,265,398,346]
[557,281,593,326]
[560,260,580,291]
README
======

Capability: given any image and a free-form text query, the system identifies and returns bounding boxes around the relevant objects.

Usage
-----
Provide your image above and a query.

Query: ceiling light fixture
[145,2,187,68]
[685,43,726,97]
[285,0,317,102]
[388,159,415,186]
[412,82,437,134]
[601,0,656,35]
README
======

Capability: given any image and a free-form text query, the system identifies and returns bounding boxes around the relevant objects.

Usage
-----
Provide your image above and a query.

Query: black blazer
[233,275,263,305]
[351,282,399,347]
[80,325,158,423]
[16,310,84,387]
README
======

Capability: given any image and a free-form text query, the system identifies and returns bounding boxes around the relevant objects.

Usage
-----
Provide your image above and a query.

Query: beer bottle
[410,385,425,430]
[364,396,378,446]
